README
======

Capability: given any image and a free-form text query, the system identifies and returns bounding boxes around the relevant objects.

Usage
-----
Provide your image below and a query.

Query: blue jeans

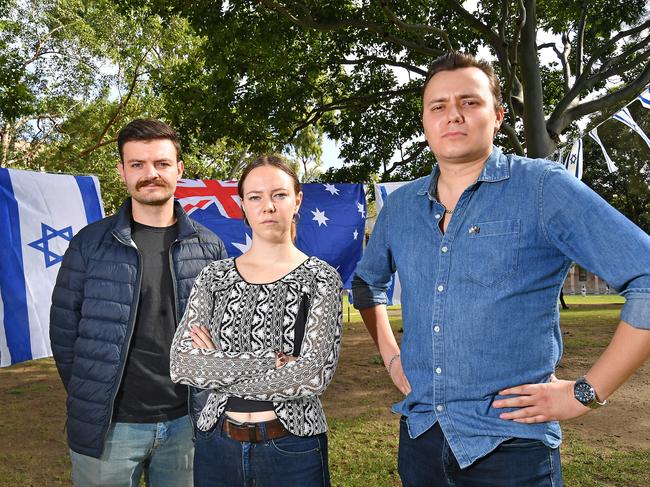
[194,416,331,487]
[70,415,193,487]
[398,418,563,487]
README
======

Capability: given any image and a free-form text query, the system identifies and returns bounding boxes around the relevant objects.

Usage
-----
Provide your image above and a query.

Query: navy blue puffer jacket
[49,199,226,458]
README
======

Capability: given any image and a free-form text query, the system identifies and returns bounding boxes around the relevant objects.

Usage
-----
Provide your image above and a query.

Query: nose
[143,162,160,179]
[263,197,276,212]
[447,103,463,123]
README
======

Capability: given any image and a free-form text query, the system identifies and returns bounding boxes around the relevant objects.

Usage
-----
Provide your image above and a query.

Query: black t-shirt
[113,221,187,423]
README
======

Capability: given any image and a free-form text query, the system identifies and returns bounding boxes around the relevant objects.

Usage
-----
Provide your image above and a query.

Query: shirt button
[435,214,441,220]
[436,404,444,412]
[436,367,442,374]
[437,285,444,292]
[433,325,441,333]
[441,246,448,253]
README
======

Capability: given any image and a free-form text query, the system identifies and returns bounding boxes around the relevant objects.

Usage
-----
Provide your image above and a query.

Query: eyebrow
[427,93,481,106]
[127,158,174,163]
[246,187,290,195]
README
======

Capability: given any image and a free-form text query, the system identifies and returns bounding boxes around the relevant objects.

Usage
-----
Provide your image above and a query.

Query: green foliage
[119,0,649,180]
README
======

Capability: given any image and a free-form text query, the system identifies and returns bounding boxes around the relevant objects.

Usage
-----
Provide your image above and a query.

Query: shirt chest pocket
[461,219,520,287]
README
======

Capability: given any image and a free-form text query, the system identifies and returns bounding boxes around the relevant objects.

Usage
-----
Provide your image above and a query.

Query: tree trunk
[519,0,556,158]
[1,123,11,168]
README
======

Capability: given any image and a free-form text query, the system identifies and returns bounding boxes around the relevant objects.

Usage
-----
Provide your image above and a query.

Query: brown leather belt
[223,418,290,443]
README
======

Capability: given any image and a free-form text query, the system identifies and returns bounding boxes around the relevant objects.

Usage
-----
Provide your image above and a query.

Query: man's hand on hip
[492,375,589,423]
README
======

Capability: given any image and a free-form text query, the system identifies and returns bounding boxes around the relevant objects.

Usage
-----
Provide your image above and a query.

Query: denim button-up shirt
[352,146,650,468]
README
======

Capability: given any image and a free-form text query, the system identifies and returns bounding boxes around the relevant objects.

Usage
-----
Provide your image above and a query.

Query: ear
[494,106,505,135]
[176,160,184,180]
[295,190,303,213]
[117,162,126,182]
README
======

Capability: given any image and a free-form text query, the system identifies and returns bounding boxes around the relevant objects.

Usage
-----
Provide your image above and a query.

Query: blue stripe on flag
[75,176,103,223]
[0,169,32,363]
[379,186,389,206]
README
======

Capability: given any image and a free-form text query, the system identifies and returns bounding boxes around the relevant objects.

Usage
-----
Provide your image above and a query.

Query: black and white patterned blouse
[170,256,343,436]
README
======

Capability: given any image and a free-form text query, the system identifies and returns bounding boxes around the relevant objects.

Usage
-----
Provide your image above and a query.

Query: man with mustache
[50,119,227,486]
[353,52,650,486]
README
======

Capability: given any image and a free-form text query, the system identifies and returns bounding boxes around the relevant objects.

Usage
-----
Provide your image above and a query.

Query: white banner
[613,107,650,149]
[588,128,618,173]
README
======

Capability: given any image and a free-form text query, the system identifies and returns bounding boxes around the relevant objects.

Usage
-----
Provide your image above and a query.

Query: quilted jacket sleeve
[49,236,86,390]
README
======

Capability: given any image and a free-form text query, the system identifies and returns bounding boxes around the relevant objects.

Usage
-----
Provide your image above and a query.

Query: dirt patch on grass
[323,311,650,450]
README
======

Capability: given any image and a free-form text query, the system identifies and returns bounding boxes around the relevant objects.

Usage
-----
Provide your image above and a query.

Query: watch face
[574,381,595,404]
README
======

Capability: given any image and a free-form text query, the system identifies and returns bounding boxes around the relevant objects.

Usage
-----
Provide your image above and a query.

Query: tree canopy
[2,0,648,214]
[124,0,650,182]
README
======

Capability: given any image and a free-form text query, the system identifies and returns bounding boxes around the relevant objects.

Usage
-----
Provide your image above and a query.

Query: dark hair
[421,52,503,112]
[238,154,302,242]
[117,119,182,163]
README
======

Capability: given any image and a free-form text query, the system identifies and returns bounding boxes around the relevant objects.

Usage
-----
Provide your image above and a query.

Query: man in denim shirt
[352,52,650,486]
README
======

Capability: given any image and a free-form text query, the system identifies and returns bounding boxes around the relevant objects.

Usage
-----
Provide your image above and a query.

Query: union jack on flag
[175,180,366,287]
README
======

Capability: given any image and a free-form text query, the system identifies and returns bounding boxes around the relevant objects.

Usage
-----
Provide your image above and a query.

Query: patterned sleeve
[170,264,277,389]
[218,262,343,401]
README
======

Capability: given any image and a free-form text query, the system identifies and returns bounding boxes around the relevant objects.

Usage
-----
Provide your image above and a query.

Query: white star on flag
[356,202,365,218]
[232,233,252,254]
[311,208,329,226]
[353,229,359,240]
[323,183,340,195]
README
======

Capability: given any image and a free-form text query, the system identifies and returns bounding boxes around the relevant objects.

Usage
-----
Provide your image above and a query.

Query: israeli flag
[0,169,104,367]
[588,128,618,173]
[566,139,584,180]
[638,85,650,109]
[613,107,650,150]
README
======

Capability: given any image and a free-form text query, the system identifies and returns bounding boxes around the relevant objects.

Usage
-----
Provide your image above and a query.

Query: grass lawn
[1,294,648,486]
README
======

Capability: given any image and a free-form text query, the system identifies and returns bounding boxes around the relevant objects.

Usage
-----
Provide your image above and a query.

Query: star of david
[28,223,73,268]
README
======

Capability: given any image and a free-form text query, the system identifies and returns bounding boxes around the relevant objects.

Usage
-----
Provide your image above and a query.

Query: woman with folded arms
[170,154,342,487]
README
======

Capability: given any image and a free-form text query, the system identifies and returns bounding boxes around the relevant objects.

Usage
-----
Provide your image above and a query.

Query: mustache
[135,178,168,190]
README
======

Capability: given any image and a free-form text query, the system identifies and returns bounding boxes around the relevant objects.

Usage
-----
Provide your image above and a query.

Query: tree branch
[78,54,147,158]
[575,4,587,78]
[500,122,525,156]
[286,86,421,142]
[599,36,650,75]
[559,33,572,94]
[550,40,650,130]
[442,0,502,49]
[340,56,427,76]
[561,60,650,130]
[379,0,453,50]
[385,140,428,175]
[503,0,526,125]
[257,0,443,57]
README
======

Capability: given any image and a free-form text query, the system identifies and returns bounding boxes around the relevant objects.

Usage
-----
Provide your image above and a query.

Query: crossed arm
[170,264,343,402]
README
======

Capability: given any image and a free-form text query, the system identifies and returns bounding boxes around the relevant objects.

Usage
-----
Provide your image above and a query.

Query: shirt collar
[417,146,510,198]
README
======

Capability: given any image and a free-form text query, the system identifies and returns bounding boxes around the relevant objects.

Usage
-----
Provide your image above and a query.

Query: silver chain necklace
[436,183,454,215]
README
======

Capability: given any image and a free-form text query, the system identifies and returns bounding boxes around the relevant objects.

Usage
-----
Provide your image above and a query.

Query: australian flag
[175,180,366,288]
[0,168,104,367]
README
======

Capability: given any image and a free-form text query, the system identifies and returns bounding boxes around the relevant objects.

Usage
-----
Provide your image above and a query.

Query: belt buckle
[247,423,258,442]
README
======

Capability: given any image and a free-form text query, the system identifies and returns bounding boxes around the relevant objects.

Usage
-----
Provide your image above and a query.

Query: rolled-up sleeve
[352,196,396,309]
[540,164,650,329]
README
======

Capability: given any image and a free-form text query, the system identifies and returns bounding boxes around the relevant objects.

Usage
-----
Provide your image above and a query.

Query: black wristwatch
[573,377,607,409]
